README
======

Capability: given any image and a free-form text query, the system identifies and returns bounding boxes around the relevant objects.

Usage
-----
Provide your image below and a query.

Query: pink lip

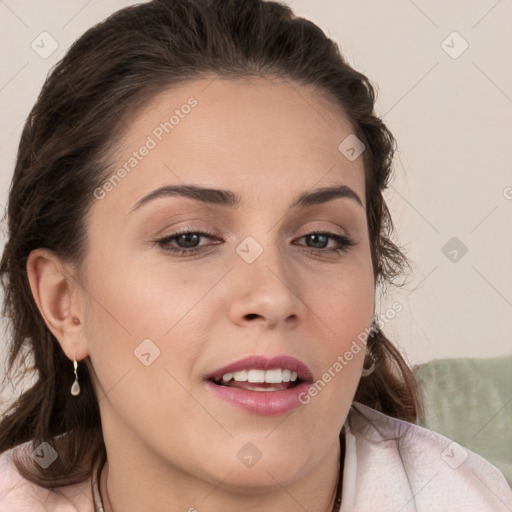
[204,355,314,416]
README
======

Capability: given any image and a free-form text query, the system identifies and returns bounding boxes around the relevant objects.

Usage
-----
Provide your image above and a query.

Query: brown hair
[0,0,421,487]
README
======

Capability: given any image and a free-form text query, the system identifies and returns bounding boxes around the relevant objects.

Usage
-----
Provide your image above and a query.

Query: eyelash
[155,227,355,257]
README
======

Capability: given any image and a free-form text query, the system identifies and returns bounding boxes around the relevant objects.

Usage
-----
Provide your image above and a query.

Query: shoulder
[341,402,512,512]
[0,442,94,511]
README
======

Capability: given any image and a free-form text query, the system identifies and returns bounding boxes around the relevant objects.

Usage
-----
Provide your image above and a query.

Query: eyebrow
[129,183,364,214]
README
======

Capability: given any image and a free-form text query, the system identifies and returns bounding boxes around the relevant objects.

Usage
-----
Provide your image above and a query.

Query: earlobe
[26,248,88,360]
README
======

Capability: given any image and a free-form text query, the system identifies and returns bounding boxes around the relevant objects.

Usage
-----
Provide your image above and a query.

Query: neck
[98,435,344,512]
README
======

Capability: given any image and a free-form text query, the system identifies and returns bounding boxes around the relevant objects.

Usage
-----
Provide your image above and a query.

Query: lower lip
[205,380,312,416]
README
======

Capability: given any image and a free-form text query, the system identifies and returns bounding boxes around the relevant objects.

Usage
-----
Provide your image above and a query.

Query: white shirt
[0,402,510,511]
[341,402,512,511]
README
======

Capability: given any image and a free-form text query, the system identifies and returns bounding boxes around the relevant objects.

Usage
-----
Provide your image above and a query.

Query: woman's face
[80,77,374,490]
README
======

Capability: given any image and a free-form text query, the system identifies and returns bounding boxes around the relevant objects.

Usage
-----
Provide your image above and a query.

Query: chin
[214,461,308,493]
[193,442,315,491]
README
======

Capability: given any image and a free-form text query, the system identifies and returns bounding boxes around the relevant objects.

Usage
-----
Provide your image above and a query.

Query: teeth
[247,369,265,382]
[233,370,247,382]
[264,369,282,383]
[221,369,299,384]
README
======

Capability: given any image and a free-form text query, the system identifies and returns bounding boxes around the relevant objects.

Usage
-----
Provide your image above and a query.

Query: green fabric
[413,355,512,485]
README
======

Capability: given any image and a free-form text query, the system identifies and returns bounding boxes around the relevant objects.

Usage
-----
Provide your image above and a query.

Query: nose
[227,236,307,330]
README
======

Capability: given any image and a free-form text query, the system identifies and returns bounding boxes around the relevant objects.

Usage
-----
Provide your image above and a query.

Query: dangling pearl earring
[71,357,81,396]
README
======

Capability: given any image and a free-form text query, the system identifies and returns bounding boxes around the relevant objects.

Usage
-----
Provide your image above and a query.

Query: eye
[295,230,355,254]
[155,228,219,256]
[154,229,355,257]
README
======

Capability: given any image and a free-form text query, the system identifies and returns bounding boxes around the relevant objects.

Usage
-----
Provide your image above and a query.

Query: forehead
[99,76,366,216]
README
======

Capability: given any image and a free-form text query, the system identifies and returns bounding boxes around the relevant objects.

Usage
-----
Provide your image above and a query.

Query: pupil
[178,233,199,248]
[308,234,327,248]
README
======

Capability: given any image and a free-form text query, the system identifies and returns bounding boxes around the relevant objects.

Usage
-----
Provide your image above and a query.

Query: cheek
[305,256,375,339]
[81,237,192,338]
[81,249,210,392]
[298,253,374,402]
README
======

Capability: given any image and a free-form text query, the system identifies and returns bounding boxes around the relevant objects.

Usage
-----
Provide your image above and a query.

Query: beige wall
[0,0,510,402]
[291,0,512,365]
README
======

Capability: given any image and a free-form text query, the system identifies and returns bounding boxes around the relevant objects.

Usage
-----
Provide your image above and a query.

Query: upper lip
[205,355,314,382]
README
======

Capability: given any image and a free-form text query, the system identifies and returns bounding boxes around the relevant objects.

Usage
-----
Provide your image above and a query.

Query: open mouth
[209,369,303,392]
[205,357,313,415]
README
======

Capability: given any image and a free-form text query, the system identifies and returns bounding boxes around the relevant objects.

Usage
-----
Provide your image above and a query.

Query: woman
[0,1,510,510]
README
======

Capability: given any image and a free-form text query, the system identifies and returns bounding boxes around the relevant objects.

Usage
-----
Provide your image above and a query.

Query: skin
[27,76,375,512]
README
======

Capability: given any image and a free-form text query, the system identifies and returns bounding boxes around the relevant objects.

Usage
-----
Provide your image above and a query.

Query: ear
[26,248,89,362]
